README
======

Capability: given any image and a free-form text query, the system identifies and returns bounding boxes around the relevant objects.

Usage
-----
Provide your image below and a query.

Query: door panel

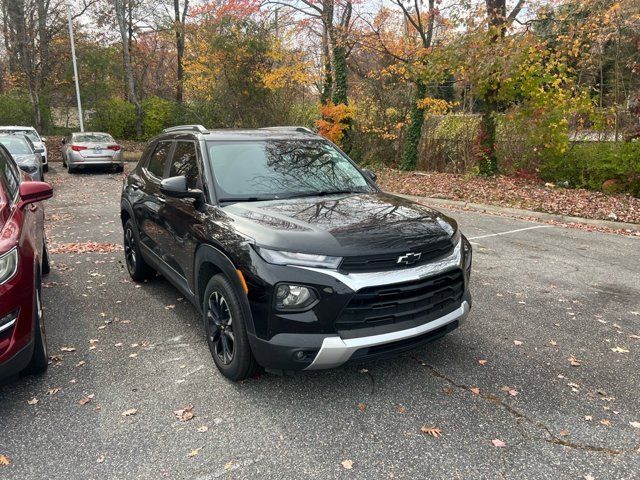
[159,141,204,286]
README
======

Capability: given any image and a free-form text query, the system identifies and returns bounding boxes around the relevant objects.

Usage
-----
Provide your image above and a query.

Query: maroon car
[0,144,53,380]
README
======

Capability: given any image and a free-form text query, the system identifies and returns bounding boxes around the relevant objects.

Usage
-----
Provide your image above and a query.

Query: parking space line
[468,225,553,241]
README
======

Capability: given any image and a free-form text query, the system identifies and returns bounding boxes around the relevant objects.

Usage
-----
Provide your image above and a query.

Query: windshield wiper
[217,197,268,203]
[281,189,363,199]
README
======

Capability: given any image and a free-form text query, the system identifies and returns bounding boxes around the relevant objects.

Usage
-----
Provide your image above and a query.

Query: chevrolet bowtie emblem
[397,252,422,265]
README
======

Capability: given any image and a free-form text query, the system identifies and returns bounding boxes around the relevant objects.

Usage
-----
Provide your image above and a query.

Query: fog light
[275,284,318,311]
[0,309,19,334]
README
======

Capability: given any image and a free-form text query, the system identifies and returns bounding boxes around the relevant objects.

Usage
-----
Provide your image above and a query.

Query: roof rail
[260,126,315,134]
[162,124,209,134]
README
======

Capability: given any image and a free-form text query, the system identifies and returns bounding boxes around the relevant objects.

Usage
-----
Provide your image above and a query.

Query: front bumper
[244,236,472,372]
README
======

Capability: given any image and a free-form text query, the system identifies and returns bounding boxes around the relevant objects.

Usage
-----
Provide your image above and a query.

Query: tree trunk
[320,22,332,105]
[331,38,347,105]
[174,0,188,104]
[401,81,427,171]
[114,0,142,138]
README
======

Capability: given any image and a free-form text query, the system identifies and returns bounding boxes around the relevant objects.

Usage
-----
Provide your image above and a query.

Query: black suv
[120,125,472,380]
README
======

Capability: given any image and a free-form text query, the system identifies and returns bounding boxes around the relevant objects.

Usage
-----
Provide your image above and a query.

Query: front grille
[335,269,464,332]
[339,238,454,273]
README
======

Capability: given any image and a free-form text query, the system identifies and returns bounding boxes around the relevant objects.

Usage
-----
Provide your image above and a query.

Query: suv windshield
[73,133,114,143]
[0,136,33,155]
[2,129,39,143]
[207,140,373,200]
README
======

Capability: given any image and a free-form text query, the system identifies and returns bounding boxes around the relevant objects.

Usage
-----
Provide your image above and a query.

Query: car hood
[12,154,37,165]
[221,192,457,256]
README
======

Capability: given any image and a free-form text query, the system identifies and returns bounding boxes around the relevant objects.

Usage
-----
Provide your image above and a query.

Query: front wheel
[123,219,155,281]
[203,274,259,381]
[24,274,48,375]
[42,163,48,173]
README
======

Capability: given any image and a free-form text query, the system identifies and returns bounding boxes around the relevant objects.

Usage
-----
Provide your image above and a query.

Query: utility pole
[66,0,84,131]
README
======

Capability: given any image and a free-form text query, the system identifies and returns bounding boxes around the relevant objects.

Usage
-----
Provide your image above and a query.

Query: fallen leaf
[78,394,95,406]
[96,454,105,464]
[174,405,195,421]
[0,455,11,467]
[358,368,368,374]
[188,447,202,458]
[129,353,138,358]
[508,389,518,397]
[470,387,480,395]
[421,426,442,438]
[584,475,595,480]
[46,388,61,395]
[442,386,453,395]
[27,397,38,405]
[89,339,99,344]
[585,415,593,421]
[197,426,209,433]
[75,361,86,368]
[60,346,76,352]
[478,359,488,365]
[341,459,354,470]
[397,406,407,414]
[568,356,582,367]
[549,340,557,346]
[611,346,629,354]
[513,340,523,346]
[600,419,611,426]
[559,429,570,436]
[121,408,138,417]
[491,439,507,448]
[165,304,176,310]
[357,403,366,412]
[629,421,640,429]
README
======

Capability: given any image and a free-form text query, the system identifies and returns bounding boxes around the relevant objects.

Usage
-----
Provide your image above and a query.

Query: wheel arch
[120,198,135,228]
[194,244,256,335]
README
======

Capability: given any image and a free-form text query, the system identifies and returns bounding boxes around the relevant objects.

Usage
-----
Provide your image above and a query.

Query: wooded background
[1,0,639,194]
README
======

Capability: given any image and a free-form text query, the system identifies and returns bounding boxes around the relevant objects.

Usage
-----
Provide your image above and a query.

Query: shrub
[0,92,34,126]
[142,96,180,139]
[88,97,136,139]
[540,141,640,196]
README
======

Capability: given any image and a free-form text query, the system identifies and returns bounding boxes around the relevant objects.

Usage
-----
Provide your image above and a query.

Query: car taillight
[71,145,87,151]
[107,145,121,151]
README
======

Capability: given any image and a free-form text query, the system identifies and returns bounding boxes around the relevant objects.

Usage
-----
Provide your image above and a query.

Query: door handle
[158,196,166,204]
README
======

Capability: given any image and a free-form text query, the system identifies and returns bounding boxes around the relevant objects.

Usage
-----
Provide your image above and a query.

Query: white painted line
[468,225,553,241]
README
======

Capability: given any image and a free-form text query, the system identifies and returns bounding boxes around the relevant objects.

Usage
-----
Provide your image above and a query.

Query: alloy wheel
[206,291,235,365]
[36,281,47,359]
[124,227,136,273]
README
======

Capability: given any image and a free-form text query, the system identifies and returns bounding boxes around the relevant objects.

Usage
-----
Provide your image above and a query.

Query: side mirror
[18,181,53,208]
[363,168,377,183]
[160,175,203,200]
[61,138,66,145]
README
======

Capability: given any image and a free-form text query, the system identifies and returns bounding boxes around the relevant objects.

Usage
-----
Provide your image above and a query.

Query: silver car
[0,133,44,181]
[62,132,124,173]
[0,126,48,171]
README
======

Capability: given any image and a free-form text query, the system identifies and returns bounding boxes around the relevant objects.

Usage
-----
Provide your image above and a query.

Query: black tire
[62,156,66,167]
[42,240,50,275]
[42,163,49,172]
[123,219,155,281]
[203,274,259,381]
[68,164,76,174]
[24,274,48,375]
[116,165,124,173]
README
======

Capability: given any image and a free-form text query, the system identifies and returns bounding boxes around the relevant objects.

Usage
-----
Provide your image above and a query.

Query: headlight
[256,247,341,269]
[19,164,38,174]
[275,284,319,310]
[0,247,18,285]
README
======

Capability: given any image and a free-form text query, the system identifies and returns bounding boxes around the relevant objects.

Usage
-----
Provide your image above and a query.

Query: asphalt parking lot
[1,165,639,479]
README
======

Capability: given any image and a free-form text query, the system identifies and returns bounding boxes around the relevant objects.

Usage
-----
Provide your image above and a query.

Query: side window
[0,148,19,201]
[169,141,201,189]
[146,141,172,179]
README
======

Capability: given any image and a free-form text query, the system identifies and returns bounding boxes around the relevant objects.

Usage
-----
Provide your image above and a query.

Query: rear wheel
[42,163,48,172]
[24,275,48,375]
[123,219,155,281]
[42,240,50,275]
[68,164,76,173]
[203,274,259,381]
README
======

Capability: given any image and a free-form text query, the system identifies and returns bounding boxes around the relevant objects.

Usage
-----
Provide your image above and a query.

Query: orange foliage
[316,102,354,146]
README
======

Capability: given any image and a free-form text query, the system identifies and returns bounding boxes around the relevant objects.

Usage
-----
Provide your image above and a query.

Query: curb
[396,194,640,233]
